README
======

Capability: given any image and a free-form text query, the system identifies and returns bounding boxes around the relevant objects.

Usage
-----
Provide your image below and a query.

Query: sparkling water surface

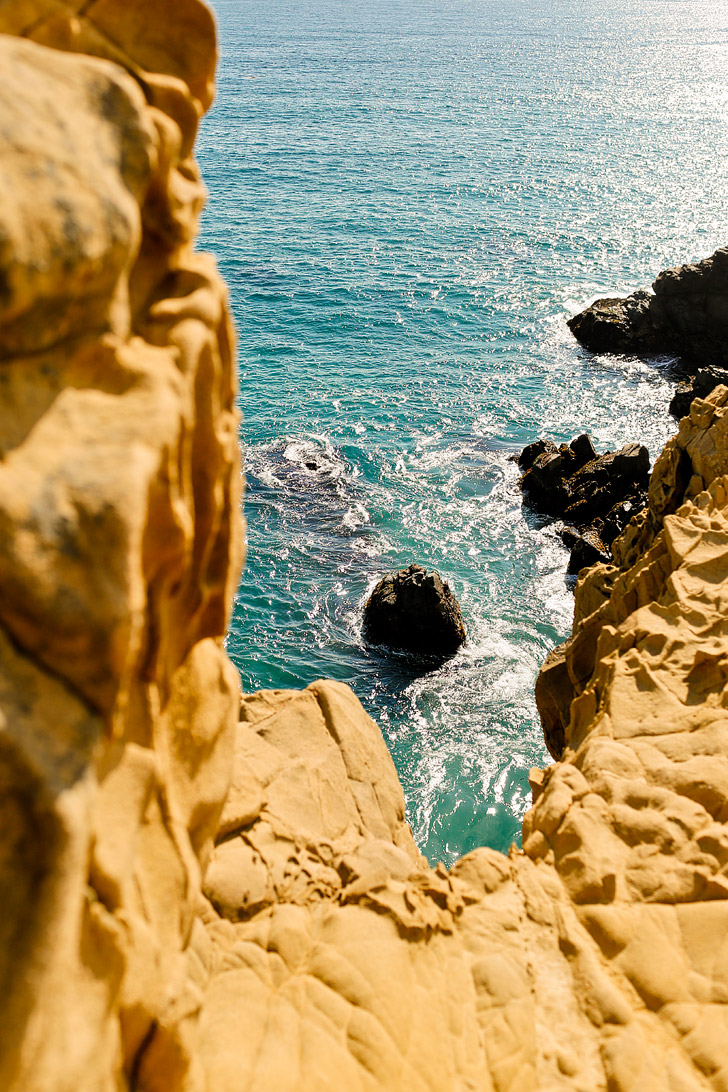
[198,0,728,864]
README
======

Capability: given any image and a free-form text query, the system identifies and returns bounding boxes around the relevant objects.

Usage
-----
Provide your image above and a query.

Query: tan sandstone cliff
[2,5,728,1092]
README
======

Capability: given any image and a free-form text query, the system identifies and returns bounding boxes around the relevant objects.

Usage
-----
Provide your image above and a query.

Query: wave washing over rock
[3,4,728,1092]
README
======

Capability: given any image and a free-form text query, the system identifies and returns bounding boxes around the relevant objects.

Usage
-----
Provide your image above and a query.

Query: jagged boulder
[521,437,648,523]
[517,437,558,471]
[519,433,596,515]
[562,442,649,524]
[363,563,466,657]
[567,288,655,355]
[520,434,649,576]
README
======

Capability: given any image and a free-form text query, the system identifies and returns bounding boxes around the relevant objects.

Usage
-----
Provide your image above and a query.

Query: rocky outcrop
[5,7,728,1092]
[520,434,649,575]
[0,7,242,1091]
[536,386,728,759]
[567,288,657,356]
[363,563,466,658]
[522,438,649,523]
[568,246,728,366]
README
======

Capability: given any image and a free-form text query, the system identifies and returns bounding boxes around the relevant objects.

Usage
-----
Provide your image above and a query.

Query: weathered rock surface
[517,435,560,471]
[0,8,243,1091]
[363,563,466,657]
[569,247,728,365]
[5,8,728,1092]
[519,433,596,514]
[537,385,728,760]
[568,288,656,356]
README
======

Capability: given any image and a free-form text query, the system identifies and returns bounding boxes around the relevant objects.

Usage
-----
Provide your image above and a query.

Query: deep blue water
[198,0,728,865]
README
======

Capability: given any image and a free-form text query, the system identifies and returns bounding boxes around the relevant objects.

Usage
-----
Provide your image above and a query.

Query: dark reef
[519,435,649,577]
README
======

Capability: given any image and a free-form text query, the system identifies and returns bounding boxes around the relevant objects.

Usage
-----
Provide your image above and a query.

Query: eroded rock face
[363,563,466,658]
[0,9,242,1091]
[5,8,728,1092]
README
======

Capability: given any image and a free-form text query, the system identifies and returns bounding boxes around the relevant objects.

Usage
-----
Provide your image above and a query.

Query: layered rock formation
[0,6,243,1090]
[4,7,728,1092]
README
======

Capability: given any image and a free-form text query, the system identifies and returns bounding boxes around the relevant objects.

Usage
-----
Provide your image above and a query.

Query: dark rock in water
[567,289,655,355]
[304,460,320,471]
[559,526,581,550]
[517,433,596,496]
[521,449,571,516]
[518,433,597,516]
[520,433,648,524]
[518,437,557,472]
[563,443,650,524]
[669,366,728,419]
[363,563,465,658]
[600,492,648,546]
[520,432,649,581]
[562,527,611,576]
[568,247,728,365]
[569,432,597,469]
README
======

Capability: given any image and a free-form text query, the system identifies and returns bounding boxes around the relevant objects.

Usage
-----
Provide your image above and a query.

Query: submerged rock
[363,563,466,657]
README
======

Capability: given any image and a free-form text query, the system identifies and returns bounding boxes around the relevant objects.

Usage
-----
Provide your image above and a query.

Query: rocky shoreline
[517,247,728,581]
[569,246,728,416]
[3,6,728,1092]
[518,434,649,575]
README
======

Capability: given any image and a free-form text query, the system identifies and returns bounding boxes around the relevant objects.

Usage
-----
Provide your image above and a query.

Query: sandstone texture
[4,7,728,1092]
[363,563,466,658]
[0,6,243,1090]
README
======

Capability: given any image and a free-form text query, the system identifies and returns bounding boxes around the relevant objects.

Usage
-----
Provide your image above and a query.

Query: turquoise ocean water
[198,0,728,865]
